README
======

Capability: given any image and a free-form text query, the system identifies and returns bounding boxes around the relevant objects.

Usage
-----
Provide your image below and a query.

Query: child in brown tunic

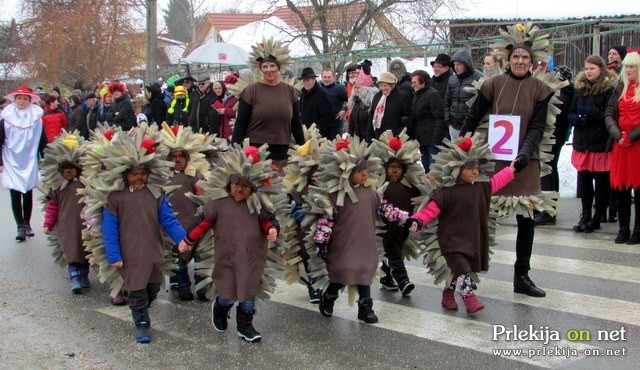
[314,157,413,324]
[43,162,88,293]
[379,158,420,295]
[179,175,279,343]
[410,139,517,315]
[102,166,186,343]
[167,148,207,301]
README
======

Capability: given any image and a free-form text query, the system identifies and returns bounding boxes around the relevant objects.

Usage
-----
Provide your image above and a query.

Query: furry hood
[574,69,618,96]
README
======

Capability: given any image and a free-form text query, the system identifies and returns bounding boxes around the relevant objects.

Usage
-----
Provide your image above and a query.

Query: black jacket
[188,86,218,134]
[444,50,483,130]
[108,94,136,131]
[367,87,411,141]
[431,70,452,101]
[144,84,167,124]
[166,98,190,126]
[67,104,85,134]
[322,82,348,129]
[569,74,616,153]
[407,86,446,146]
[84,103,99,139]
[299,82,333,138]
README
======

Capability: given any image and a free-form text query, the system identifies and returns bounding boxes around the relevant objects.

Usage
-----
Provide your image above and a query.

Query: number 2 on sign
[493,120,513,155]
[488,114,520,161]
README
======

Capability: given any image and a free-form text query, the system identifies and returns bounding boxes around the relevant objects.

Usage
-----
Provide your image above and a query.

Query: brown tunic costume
[432,182,491,276]
[478,73,552,196]
[106,187,164,291]
[239,82,299,146]
[50,180,85,264]
[382,181,420,260]
[326,186,381,286]
[169,172,199,228]
[169,171,200,260]
[203,197,271,302]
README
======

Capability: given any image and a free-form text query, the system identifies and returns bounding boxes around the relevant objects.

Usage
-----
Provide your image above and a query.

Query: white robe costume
[1,103,44,193]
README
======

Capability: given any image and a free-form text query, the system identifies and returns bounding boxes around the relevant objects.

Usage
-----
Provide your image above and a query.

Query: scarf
[372,93,388,129]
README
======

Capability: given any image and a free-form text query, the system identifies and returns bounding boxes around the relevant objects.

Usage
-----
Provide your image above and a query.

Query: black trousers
[126,283,161,311]
[10,189,33,227]
[617,186,640,230]
[514,215,535,276]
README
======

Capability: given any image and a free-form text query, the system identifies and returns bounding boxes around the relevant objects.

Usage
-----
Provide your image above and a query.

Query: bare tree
[261,0,465,73]
[18,0,145,90]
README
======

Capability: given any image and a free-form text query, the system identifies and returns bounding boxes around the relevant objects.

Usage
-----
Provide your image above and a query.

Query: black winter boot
[391,267,415,296]
[79,264,91,288]
[615,227,630,244]
[319,292,339,317]
[131,309,151,343]
[236,307,261,342]
[572,211,591,232]
[211,298,233,332]
[380,261,398,291]
[357,298,379,324]
[174,261,193,301]
[514,275,546,297]
[627,227,640,245]
[16,224,26,242]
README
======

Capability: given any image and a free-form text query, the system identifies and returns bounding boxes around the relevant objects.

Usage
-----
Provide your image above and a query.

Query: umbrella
[184,41,249,66]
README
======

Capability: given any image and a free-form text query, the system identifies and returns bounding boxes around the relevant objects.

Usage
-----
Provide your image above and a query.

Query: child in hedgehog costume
[459,22,565,297]
[159,123,225,302]
[40,131,90,294]
[178,143,281,343]
[93,124,186,343]
[371,130,430,296]
[278,124,326,304]
[409,136,517,314]
[305,136,417,324]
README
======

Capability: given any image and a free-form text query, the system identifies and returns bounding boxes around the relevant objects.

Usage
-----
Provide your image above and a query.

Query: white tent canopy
[184,41,249,66]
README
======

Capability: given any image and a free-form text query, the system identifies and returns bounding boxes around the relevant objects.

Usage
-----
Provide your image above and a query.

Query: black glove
[405,218,423,231]
[316,243,327,260]
[513,154,529,173]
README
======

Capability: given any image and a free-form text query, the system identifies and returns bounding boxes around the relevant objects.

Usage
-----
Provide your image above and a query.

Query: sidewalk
[498,196,619,235]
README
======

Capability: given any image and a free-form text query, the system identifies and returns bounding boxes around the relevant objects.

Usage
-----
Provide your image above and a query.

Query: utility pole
[146,0,158,83]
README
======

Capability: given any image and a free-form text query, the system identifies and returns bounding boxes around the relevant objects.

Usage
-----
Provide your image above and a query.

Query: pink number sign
[488,115,520,161]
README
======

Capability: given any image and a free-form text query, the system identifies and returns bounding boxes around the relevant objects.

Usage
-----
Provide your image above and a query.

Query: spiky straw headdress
[39,130,86,267]
[420,134,497,285]
[301,136,385,302]
[371,129,433,261]
[249,37,293,73]
[158,122,226,178]
[491,22,549,69]
[274,124,326,284]
[80,123,176,296]
[187,141,284,303]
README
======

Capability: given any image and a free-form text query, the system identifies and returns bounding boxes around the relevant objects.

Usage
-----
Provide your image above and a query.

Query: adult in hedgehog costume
[178,142,283,343]
[40,131,90,293]
[460,22,567,297]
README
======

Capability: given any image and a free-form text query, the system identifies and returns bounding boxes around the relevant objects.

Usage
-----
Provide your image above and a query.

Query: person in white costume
[0,85,47,242]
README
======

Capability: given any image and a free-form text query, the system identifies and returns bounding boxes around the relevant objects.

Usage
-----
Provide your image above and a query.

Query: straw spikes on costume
[248,38,293,73]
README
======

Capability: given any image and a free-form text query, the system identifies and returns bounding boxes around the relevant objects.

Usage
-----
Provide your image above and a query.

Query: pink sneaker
[441,290,458,311]
[463,293,485,315]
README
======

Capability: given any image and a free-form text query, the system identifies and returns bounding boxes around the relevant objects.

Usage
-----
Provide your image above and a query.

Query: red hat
[354,72,374,87]
[6,85,40,103]
[224,74,238,85]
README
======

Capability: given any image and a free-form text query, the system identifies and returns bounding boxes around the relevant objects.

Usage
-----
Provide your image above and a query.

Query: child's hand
[178,240,191,253]
[267,227,277,242]
[509,159,517,172]
[406,218,423,232]
[42,227,49,234]
[111,261,123,269]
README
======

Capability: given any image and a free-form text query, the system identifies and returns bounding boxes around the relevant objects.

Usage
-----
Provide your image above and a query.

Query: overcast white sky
[0,0,637,22]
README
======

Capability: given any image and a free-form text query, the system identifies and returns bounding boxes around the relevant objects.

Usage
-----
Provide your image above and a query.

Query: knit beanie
[354,72,374,87]
[610,45,628,62]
